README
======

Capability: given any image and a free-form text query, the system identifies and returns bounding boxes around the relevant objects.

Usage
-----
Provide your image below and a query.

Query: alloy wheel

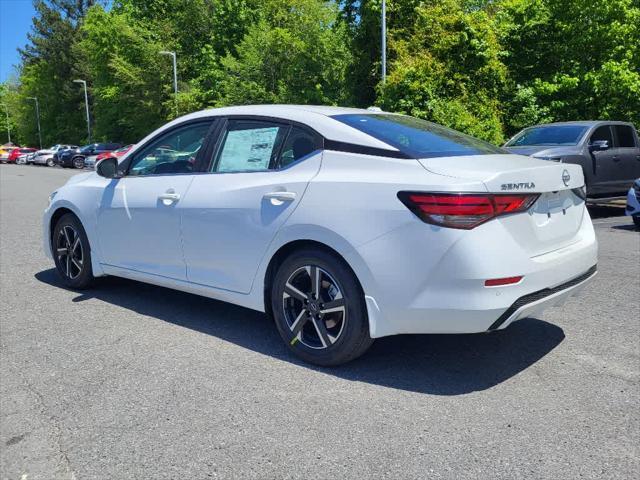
[282,265,347,349]
[56,225,84,279]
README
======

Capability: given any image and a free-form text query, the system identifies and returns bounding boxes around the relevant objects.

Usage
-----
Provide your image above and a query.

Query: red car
[96,144,134,162]
[7,147,37,163]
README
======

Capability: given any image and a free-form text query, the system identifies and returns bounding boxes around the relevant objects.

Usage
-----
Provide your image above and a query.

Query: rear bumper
[356,205,598,338]
[488,265,596,330]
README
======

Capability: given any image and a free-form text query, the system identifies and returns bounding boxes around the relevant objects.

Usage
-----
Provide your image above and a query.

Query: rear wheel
[73,156,84,169]
[271,248,373,366]
[52,213,94,289]
[633,215,640,229]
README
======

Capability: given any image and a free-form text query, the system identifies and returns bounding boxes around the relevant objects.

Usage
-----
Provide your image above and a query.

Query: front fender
[44,195,106,277]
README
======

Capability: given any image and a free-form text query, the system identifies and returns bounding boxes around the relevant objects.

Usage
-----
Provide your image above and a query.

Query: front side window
[211,120,288,172]
[332,114,505,158]
[506,125,588,147]
[614,125,636,148]
[128,122,211,176]
[590,125,614,145]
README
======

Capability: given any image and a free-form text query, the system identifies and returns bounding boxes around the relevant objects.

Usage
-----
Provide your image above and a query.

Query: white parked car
[43,105,598,365]
[625,178,640,228]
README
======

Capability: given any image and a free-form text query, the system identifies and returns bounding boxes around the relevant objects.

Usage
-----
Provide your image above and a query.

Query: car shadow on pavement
[35,268,565,396]
[587,204,626,219]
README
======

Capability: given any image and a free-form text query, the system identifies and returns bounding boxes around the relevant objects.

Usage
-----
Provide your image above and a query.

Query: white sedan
[43,105,597,365]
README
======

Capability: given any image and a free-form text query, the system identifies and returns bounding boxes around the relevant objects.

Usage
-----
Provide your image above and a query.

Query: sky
[1,0,36,82]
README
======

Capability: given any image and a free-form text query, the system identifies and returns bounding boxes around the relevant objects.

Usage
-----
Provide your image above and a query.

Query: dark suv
[505,121,640,199]
[56,142,123,169]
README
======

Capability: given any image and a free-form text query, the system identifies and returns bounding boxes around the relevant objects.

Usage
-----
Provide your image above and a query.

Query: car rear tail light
[398,192,539,229]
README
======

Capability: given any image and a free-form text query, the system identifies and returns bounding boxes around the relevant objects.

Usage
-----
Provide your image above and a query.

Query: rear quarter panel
[249,151,486,303]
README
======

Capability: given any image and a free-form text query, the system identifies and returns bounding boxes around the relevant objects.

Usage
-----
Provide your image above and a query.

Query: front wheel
[46,158,55,167]
[633,215,640,229]
[73,157,84,169]
[52,213,94,289]
[271,248,373,366]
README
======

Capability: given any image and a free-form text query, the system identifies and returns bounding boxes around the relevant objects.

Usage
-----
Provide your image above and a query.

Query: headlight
[47,191,58,207]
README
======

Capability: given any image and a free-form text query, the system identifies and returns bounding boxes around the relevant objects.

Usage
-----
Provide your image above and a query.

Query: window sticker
[217,127,280,172]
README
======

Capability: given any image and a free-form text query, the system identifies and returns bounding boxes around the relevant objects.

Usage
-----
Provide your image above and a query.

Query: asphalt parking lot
[1,164,638,479]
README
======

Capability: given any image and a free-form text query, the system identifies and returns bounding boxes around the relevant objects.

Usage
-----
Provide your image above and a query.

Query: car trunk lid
[418,154,587,256]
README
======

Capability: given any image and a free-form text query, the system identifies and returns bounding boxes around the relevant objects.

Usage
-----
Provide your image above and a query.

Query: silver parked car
[32,144,78,166]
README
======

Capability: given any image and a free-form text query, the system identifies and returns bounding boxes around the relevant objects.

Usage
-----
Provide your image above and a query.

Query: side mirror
[96,157,119,178]
[589,140,609,151]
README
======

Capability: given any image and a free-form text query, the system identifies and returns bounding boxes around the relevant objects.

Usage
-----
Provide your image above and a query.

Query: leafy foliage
[216,0,354,106]
[378,0,508,143]
[496,0,640,132]
[2,0,639,146]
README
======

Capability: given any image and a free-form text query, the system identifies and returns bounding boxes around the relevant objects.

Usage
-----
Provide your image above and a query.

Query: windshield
[332,114,505,158]
[506,125,588,147]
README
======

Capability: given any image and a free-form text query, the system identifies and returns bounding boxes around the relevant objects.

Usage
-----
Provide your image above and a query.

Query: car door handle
[158,192,180,204]
[612,156,620,161]
[263,191,296,202]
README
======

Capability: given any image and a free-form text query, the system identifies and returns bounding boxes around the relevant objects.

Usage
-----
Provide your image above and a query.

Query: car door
[180,118,322,293]
[612,125,640,187]
[588,125,621,195]
[96,120,213,280]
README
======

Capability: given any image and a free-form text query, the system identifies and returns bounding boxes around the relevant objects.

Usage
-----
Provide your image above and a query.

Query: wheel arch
[47,203,105,276]
[49,207,77,245]
[263,239,366,321]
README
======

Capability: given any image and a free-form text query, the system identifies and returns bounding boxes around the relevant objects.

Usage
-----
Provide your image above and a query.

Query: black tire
[633,215,640,229]
[271,248,373,366]
[52,213,94,289]
[72,156,84,169]
[46,158,55,167]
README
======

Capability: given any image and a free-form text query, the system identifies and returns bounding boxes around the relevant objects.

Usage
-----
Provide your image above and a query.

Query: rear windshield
[506,125,588,147]
[332,114,505,158]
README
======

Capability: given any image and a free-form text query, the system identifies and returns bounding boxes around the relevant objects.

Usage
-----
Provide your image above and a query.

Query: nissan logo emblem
[562,169,571,186]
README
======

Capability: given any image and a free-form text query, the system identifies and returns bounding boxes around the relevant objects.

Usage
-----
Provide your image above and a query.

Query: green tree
[496,0,640,130]
[379,0,508,143]
[217,0,354,106]
[78,5,172,143]
[0,81,22,145]
[16,0,97,146]
[340,0,422,107]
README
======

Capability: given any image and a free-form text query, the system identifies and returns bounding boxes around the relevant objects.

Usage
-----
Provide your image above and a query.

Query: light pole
[381,0,387,84]
[1,103,10,144]
[27,97,42,149]
[159,50,178,116]
[73,79,91,143]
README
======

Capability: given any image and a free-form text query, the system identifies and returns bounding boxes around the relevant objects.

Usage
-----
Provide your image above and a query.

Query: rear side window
[279,127,318,168]
[332,114,505,158]
[614,125,636,147]
[211,120,288,172]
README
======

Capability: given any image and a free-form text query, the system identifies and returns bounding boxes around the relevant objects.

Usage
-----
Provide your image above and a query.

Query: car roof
[527,120,636,128]
[148,104,401,151]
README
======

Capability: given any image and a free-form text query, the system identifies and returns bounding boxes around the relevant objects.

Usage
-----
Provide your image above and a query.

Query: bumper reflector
[485,276,523,287]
